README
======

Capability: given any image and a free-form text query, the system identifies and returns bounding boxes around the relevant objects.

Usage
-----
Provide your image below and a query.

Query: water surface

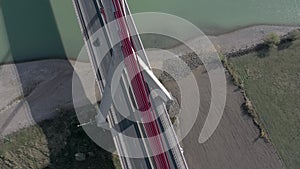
[0,0,299,63]
[128,0,300,34]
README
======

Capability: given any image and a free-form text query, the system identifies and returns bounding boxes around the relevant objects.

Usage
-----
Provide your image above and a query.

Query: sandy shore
[209,25,300,54]
[0,60,76,136]
[148,25,300,65]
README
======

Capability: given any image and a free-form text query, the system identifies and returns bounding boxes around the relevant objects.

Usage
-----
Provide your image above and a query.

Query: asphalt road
[73,0,188,168]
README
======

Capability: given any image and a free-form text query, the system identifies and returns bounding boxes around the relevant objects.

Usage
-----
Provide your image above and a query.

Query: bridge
[73,0,189,168]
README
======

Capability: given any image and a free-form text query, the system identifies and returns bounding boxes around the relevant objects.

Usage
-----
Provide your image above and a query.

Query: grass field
[228,39,300,169]
[0,110,121,169]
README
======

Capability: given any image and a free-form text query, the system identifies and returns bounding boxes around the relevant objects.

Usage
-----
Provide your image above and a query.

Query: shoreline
[0,24,299,136]
[205,23,300,36]
[0,24,293,168]
[209,25,300,54]
[1,24,300,65]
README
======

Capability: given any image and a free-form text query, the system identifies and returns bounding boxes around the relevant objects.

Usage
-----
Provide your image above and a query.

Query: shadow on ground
[0,1,118,168]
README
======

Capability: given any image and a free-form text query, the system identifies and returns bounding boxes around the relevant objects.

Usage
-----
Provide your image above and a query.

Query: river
[0,0,299,63]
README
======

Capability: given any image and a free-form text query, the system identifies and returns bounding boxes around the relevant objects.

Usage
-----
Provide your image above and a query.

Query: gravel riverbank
[209,25,300,54]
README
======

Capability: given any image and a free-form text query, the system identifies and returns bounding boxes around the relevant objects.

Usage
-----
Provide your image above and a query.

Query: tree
[288,29,300,41]
[263,32,280,48]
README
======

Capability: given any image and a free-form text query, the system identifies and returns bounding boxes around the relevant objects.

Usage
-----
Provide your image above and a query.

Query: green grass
[0,110,121,169]
[228,39,300,169]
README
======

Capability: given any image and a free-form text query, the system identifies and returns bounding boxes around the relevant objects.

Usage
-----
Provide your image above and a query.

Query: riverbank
[144,24,300,59]
[1,24,296,168]
[209,25,300,54]
[0,24,299,136]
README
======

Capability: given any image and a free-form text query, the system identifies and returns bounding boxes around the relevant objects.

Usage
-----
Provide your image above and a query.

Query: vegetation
[0,110,121,169]
[220,54,267,141]
[287,29,300,41]
[263,32,280,48]
[227,38,300,169]
[170,116,177,124]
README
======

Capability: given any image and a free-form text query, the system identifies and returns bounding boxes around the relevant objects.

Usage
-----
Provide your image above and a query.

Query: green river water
[0,0,299,63]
